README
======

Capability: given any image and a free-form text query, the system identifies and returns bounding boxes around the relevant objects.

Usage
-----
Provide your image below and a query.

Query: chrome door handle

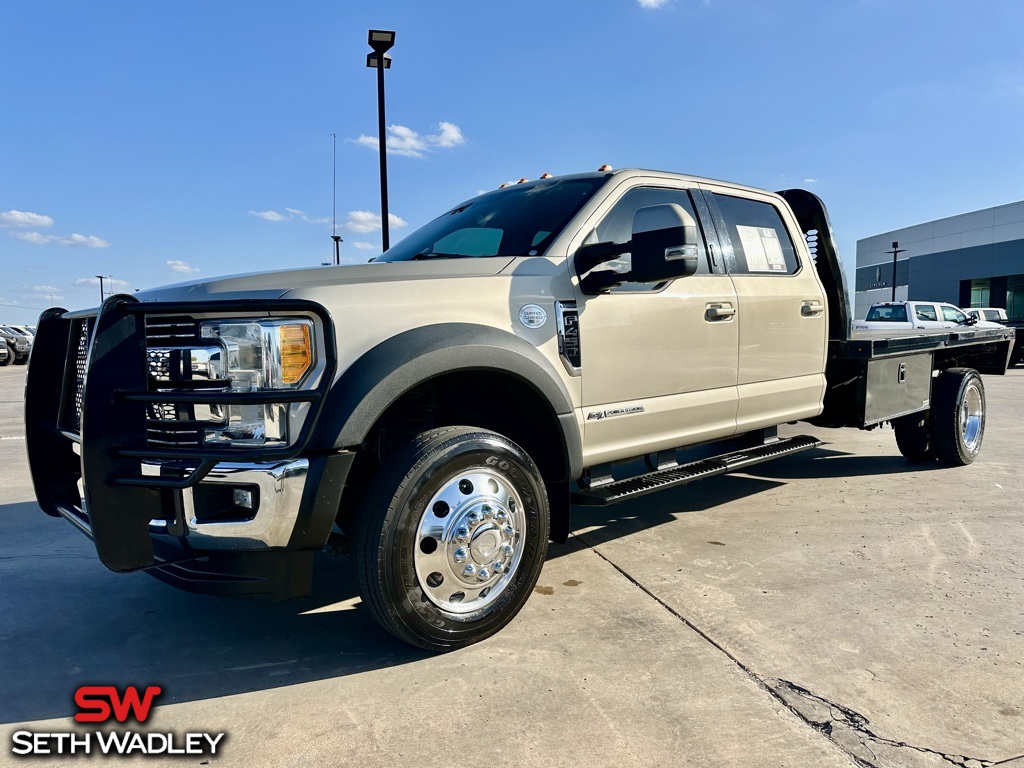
[801,301,824,316]
[706,303,736,320]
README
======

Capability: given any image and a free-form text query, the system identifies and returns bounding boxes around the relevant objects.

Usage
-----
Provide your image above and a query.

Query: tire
[931,368,985,466]
[0,353,11,367]
[355,426,550,651]
[892,411,933,462]
[13,355,28,365]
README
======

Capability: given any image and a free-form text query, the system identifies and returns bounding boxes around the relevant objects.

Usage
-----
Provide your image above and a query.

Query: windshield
[377,177,608,262]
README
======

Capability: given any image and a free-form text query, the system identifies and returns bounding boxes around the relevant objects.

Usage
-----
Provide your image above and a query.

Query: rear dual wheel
[355,426,549,651]
[931,368,985,466]
[893,368,985,467]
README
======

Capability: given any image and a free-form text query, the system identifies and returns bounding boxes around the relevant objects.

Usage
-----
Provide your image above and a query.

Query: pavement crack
[763,678,1004,767]
[573,531,1002,768]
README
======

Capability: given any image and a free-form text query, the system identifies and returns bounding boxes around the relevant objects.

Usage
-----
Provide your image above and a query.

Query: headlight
[194,318,317,447]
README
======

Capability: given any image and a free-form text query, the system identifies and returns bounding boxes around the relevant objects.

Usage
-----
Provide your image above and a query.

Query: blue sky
[2,0,1023,324]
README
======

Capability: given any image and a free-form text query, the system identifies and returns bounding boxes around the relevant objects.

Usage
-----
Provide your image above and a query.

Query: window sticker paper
[736,225,787,272]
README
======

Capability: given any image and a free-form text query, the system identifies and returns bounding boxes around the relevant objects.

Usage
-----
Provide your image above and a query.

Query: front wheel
[931,368,986,466]
[355,426,549,651]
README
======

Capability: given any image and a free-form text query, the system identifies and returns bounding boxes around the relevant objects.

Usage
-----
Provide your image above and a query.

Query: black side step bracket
[571,435,822,506]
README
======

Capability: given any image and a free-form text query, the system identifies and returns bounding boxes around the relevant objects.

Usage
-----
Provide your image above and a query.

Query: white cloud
[60,233,110,248]
[250,209,286,222]
[354,121,466,159]
[167,260,200,273]
[73,276,131,288]
[0,210,54,228]
[8,231,109,247]
[250,208,328,225]
[343,211,408,233]
[33,284,60,293]
[74,276,131,289]
[10,231,54,244]
[351,241,375,250]
[27,291,63,302]
[803,178,819,183]
[637,0,669,7]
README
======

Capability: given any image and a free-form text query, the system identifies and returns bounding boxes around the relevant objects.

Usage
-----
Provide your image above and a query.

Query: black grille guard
[26,293,337,572]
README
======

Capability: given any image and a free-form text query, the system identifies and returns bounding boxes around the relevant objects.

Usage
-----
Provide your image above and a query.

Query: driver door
[571,182,739,466]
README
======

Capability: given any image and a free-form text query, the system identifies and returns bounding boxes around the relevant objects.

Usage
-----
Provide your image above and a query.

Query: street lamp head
[368,29,396,54]
[366,52,391,69]
[892,241,899,249]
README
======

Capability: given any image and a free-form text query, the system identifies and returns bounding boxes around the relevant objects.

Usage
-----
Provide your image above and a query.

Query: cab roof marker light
[517,178,528,184]
[539,173,552,179]
[598,164,613,171]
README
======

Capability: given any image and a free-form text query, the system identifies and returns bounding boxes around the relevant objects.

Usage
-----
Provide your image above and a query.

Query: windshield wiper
[410,252,475,260]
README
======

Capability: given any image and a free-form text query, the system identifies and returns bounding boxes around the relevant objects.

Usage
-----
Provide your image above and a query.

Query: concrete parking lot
[2,361,1022,768]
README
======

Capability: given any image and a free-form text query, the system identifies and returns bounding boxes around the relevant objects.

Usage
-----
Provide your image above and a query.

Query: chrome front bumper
[144,458,312,550]
[62,457,316,552]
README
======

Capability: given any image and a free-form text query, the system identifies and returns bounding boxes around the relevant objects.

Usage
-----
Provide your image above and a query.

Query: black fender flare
[309,323,583,479]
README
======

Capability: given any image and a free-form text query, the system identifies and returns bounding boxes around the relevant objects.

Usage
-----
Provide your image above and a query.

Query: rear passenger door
[700,185,828,433]
[912,303,944,328]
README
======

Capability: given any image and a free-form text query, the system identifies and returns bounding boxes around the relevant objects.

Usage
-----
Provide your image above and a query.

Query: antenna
[330,133,342,265]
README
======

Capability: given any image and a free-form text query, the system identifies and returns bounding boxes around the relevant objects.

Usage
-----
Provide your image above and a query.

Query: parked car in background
[9,324,36,341]
[0,326,30,364]
[966,307,1008,324]
[853,301,1002,331]
[0,337,9,366]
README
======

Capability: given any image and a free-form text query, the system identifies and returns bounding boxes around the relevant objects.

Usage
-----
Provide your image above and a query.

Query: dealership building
[854,199,1024,321]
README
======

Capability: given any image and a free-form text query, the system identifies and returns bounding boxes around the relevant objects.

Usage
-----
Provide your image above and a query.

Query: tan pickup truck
[26,168,1016,650]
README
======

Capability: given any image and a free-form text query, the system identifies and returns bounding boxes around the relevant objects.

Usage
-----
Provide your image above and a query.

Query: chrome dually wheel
[355,426,549,651]
[414,468,525,614]
[932,367,986,466]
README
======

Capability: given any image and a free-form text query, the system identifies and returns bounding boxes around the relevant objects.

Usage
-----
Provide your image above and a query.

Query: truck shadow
[0,446,935,724]
[0,501,426,725]
[738,444,945,480]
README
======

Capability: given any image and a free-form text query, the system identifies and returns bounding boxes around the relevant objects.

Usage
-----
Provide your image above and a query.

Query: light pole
[332,234,343,266]
[885,241,906,302]
[331,132,343,265]
[366,29,395,252]
[95,275,106,304]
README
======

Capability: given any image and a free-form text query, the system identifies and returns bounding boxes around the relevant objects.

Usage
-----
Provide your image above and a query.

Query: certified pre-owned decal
[587,405,645,421]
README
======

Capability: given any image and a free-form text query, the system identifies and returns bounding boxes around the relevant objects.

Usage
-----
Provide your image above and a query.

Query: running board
[571,435,822,506]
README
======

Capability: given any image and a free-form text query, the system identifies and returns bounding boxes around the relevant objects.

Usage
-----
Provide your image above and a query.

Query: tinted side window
[713,194,800,275]
[915,305,938,321]
[586,187,710,277]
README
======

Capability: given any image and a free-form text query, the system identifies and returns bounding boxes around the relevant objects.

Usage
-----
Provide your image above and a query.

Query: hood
[135,258,516,303]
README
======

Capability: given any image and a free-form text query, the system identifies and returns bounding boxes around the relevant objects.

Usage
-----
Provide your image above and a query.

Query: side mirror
[630,203,700,283]
[963,314,978,326]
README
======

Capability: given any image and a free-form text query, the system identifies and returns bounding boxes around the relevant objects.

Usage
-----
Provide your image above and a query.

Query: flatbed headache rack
[777,189,1015,430]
